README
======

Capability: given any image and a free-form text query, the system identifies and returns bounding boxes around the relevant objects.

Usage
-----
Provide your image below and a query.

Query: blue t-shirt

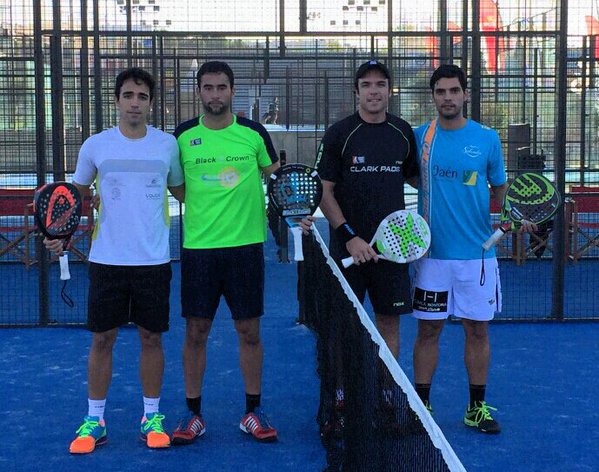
[414,119,506,260]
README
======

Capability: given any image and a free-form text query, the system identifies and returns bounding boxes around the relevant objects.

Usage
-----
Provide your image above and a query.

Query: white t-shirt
[74,126,184,266]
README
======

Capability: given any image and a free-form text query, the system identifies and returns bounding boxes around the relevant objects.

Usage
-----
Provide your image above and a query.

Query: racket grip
[341,256,355,269]
[482,227,508,251]
[290,226,304,261]
[59,252,71,281]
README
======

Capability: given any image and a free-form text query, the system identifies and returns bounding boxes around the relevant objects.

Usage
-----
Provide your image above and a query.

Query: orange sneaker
[69,416,107,454]
[140,412,170,448]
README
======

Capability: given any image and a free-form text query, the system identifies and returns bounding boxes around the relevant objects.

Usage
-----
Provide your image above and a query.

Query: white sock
[88,398,106,421]
[143,396,160,417]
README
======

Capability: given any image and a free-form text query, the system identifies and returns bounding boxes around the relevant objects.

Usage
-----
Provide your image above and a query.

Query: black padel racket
[482,172,561,250]
[34,182,82,305]
[268,163,323,261]
[341,210,431,268]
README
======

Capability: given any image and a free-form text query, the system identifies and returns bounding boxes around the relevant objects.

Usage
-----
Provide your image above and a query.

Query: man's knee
[235,318,261,346]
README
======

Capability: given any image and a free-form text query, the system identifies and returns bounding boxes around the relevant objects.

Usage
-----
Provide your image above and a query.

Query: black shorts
[87,262,172,333]
[341,259,412,316]
[181,243,264,320]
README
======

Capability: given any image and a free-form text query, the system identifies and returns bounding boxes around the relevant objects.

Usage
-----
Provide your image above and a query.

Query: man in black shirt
[313,60,418,358]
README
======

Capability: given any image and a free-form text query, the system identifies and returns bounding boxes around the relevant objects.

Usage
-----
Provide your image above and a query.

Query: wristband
[335,222,357,244]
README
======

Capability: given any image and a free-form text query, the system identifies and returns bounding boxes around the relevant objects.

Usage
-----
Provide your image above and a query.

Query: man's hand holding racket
[34,182,82,306]
[483,172,561,250]
[299,217,379,264]
[340,210,431,268]
[267,163,323,261]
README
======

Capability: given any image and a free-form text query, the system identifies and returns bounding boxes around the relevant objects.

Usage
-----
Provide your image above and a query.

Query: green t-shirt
[174,115,278,249]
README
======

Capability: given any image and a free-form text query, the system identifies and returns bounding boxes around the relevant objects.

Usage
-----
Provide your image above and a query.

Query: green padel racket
[482,172,561,250]
[341,210,431,268]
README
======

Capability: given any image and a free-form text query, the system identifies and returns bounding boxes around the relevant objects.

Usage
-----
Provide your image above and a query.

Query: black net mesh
[299,228,465,472]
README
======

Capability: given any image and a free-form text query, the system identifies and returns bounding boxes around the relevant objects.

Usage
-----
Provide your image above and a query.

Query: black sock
[186,396,201,416]
[415,383,431,404]
[469,384,486,407]
[245,393,261,414]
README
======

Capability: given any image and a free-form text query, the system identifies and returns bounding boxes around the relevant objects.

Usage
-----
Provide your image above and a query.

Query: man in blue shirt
[411,64,534,434]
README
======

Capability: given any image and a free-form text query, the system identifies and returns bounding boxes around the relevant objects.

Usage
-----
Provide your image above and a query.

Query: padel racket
[267,163,323,261]
[34,182,82,306]
[341,210,431,268]
[482,172,561,250]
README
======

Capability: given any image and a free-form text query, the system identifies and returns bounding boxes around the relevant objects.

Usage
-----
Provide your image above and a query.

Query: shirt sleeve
[72,136,97,186]
[256,125,279,168]
[401,124,419,179]
[166,136,184,187]
[487,130,507,186]
[315,126,342,183]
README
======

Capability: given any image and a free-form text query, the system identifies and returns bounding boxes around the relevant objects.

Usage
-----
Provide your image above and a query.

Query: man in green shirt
[172,61,280,444]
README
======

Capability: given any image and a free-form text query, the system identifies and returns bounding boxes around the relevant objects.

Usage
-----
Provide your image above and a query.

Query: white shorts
[411,258,502,321]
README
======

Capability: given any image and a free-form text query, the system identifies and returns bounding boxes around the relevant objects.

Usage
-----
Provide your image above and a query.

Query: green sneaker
[69,415,107,454]
[464,401,501,434]
[140,412,170,448]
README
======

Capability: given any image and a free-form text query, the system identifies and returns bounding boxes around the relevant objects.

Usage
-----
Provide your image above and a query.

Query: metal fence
[1,0,598,325]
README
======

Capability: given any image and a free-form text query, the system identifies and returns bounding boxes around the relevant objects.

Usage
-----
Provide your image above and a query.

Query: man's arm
[491,182,537,233]
[490,182,508,207]
[168,183,185,203]
[407,176,418,188]
[261,161,280,178]
[319,179,378,265]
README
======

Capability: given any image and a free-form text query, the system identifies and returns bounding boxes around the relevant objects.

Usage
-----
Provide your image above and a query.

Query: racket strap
[61,280,74,308]
[479,249,486,286]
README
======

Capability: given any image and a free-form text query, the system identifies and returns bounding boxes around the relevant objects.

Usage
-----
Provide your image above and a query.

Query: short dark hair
[429,64,467,91]
[196,61,235,88]
[114,67,156,101]
[354,59,392,90]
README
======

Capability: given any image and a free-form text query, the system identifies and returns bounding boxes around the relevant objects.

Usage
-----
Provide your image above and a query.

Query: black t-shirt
[315,112,418,257]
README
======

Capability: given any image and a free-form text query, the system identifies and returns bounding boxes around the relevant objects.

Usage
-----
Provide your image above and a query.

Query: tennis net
[298,227,466,472]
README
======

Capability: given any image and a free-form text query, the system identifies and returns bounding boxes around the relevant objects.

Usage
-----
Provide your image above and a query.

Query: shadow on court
[0,236,598,471]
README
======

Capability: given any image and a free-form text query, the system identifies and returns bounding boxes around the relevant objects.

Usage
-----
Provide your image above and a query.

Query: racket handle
[59,252,71,281]
[290,226,304,262]
[482,226,509,251]
[341,256,355,269]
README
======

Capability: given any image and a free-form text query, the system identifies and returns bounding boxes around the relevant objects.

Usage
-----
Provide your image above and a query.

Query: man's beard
[203,101,229,116]
[439,107,461,120]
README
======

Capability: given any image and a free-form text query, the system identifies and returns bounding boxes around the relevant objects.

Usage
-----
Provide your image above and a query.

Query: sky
[1,0,598,35]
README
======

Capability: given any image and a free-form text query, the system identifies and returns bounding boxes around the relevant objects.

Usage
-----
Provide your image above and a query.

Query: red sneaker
[171,414,206,445]
[239,409,278,442]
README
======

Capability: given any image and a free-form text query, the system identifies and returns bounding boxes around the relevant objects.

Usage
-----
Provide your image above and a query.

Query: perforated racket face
[504,173,561,224]
[374,210,431,263]
[34,182,82,239]
[268,164,323,218]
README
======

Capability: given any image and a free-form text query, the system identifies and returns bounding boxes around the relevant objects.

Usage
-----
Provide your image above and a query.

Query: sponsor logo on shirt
[432,165,458,179]
[352,155,365,165]
[463,170,478,186]
[200,166,240,188]
[350,165,401,173]
[463,145,481,158]
[146,177,161,188]
[190,138,202,146]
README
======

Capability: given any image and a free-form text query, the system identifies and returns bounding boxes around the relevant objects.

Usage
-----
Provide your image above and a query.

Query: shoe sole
[239,425,278,442]
[140,434,171,448]
[69,435,108,454]
[171,428,206,446]
[464,420,501,434]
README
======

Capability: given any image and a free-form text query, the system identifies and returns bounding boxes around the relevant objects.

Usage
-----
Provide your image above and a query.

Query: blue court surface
[0,235,598,471]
